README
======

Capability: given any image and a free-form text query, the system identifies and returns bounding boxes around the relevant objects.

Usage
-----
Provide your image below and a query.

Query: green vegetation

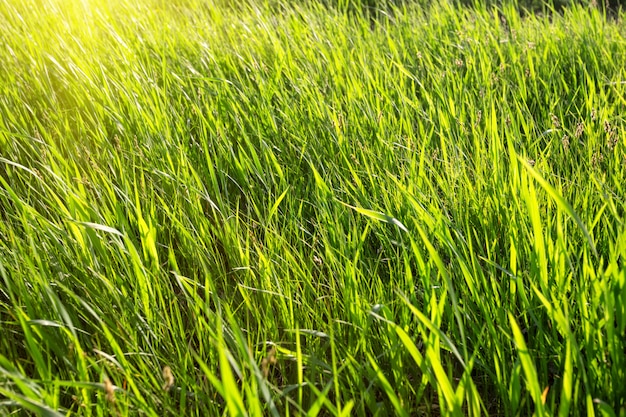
[1,0,625,415]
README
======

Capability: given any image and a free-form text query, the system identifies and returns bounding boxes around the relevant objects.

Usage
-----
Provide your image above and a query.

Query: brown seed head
[162,366,175,391]
[575,122,584,139]
[261,347,278,379]
[104,377,115,404]
[608,128,619,150]
[591,151,604,167]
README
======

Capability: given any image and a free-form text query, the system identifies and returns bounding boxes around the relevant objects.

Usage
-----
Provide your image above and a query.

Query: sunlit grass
[1,0,625,415]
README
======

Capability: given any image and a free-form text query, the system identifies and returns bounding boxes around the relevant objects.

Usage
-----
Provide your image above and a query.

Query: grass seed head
[608,129,619,150]
[592,151,605,167]
[261,346,277,378]
[104,377,115,404]
[475,110,482,126]
[575,122,584,138]
[162,366,175,391]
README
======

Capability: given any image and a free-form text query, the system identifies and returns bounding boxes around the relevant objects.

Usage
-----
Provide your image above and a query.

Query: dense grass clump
[1,0,626,415]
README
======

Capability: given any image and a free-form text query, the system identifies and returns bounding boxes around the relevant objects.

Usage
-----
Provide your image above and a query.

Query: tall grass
[1,0,625,415]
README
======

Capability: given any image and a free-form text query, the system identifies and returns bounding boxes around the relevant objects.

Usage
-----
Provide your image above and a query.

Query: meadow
[1,0,625,415]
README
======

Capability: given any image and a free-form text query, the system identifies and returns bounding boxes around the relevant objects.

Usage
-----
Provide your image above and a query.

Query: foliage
[1,0,626,415]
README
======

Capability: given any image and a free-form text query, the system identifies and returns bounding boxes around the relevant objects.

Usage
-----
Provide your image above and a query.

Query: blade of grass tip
[267,186,290,223]
[594,399,617,417]
[508,312,546,417]
[337,200,408,233]
[309,162,332,198]
[517,156,598,258]
[72,221,124,237]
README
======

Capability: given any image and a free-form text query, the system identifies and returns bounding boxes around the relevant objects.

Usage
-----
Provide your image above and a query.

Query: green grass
[1,0,626,415]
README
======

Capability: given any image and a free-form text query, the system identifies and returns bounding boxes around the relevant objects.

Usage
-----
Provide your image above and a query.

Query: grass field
[1,0,626,415]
